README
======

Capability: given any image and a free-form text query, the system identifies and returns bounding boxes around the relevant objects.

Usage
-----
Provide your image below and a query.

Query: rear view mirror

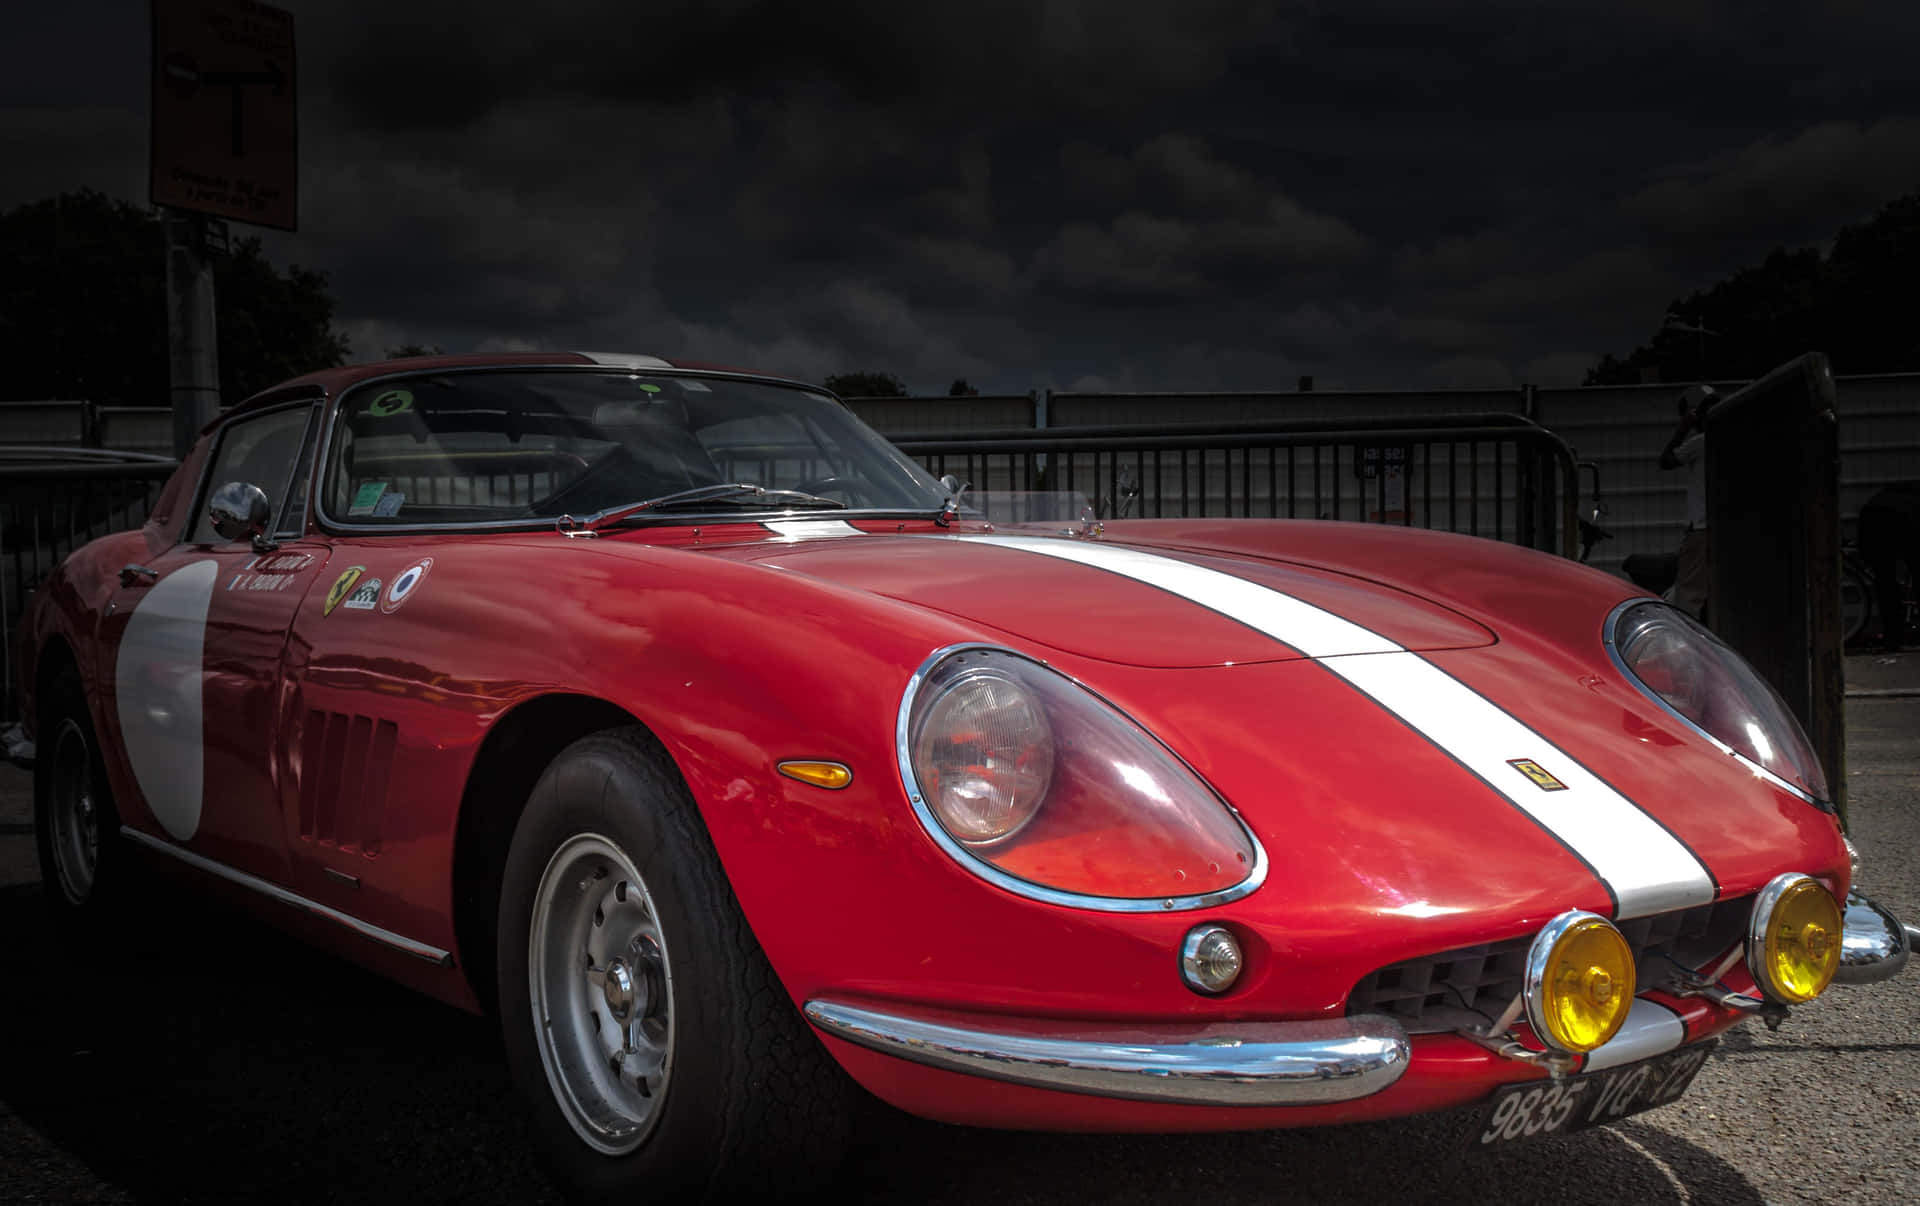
[208,481,275,551]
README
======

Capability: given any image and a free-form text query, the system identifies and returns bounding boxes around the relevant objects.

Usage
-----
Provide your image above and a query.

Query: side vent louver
[299,710,397,856]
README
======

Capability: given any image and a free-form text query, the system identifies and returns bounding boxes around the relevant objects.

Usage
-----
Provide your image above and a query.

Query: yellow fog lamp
[1747,873,1842,1004]
[1524,910,1635,1054]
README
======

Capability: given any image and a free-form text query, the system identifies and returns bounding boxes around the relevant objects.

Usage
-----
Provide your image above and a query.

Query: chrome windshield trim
[310,363,940,537]
[121,827,453,966]
[317,506,930,538]
[894,642,1269,913]
[804,999,1410,1106]
[1834,890,1911,985]
[1601,598,1829,810]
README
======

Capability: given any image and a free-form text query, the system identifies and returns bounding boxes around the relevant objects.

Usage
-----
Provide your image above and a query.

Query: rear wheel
[496,728,854,1202]
[34,667,134,939]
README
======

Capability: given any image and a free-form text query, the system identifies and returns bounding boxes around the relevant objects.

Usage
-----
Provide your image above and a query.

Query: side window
[276,410,322,538]
[189,407,314,545]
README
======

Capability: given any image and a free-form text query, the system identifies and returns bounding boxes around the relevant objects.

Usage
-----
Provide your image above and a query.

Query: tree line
[0,190,349,407]
[1588,193,1920,384]
[6,187,1916,408]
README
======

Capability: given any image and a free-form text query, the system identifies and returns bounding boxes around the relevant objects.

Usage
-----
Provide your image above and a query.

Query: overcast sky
[6,1,1919,394]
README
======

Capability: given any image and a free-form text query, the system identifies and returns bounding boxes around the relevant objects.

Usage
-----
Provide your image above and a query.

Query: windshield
[321,369,949,526]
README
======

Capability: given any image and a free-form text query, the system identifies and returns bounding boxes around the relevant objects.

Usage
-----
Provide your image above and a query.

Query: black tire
[496,727,855,1203]
[33,666,135,941]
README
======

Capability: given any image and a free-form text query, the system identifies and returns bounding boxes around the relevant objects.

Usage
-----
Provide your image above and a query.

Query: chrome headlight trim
[1522,908,1627,1054]
[1746,871,1822,1003]
[895,642,1269,913]
[1602,598,1829,810]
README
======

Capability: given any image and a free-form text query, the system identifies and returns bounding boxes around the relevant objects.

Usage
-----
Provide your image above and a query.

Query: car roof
[217,352,807,428]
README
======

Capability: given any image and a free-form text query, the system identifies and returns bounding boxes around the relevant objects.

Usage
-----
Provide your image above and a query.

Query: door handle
[119,564,160,587]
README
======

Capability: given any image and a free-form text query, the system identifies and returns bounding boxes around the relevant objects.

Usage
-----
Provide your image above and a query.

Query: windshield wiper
[568,482,847,534]
[933,476,972,527]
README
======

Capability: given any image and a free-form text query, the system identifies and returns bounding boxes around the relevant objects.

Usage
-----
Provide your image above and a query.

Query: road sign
[150,0,297,230]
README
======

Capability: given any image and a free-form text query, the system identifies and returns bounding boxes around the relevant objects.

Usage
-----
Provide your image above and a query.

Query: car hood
[708,522,1496,668]
[699,519,1843,935]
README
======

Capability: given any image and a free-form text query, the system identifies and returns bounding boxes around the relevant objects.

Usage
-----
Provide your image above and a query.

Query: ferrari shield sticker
[342,578,382,610]
[1507,759,1569,791]
[380,557,433,614]
[323,566,365,615]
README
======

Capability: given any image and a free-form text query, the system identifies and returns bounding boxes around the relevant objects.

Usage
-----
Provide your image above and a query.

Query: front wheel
[496,728,854,1202]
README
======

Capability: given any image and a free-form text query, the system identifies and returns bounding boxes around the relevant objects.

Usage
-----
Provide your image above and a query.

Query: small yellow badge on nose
[1507,759,1568,792]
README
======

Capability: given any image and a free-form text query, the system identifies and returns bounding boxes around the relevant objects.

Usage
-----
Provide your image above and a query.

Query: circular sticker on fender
[379,557,433,614]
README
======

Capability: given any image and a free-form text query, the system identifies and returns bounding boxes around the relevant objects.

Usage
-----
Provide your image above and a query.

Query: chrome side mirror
[208,481,276,551]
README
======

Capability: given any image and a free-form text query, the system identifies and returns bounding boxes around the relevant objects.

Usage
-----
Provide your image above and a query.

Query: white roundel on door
[379,557,433,614]
[115,559,217,841]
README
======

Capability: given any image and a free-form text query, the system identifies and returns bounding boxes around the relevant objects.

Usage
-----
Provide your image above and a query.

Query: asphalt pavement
[1,653,1915,1204]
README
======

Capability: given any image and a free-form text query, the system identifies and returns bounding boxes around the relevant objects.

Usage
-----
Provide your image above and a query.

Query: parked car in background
[16,353,1911,1201]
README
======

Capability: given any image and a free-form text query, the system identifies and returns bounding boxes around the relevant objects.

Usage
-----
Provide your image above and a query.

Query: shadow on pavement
[0,879,1768,1205]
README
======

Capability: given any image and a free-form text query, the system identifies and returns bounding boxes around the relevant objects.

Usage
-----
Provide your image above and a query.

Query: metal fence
[2,452,177,720]
[856,374,1920,578]
[897,413,1578,557]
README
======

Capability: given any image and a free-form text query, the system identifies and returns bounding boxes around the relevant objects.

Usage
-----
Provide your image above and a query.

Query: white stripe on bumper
[1582,999,1687,1072]
[961,534,1716,920]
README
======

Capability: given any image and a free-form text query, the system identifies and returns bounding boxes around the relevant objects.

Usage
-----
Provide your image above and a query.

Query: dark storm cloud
[6,1,1920,391]
[311,1,1287,131]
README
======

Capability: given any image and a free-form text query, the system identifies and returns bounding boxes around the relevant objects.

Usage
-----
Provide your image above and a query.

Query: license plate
[1469,1040,1717,1148]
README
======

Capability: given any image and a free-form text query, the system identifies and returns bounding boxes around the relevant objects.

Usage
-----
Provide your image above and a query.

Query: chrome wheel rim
[48,718,99,905]
[529,833,675,1155]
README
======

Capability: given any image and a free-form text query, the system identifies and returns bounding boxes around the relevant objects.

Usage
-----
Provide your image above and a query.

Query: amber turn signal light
[777,761,853,790]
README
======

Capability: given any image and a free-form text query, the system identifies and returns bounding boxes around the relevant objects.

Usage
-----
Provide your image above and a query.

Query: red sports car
[17,353,1911,1201]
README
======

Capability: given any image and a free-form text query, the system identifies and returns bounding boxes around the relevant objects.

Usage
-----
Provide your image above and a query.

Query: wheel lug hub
[601,958,636,1019]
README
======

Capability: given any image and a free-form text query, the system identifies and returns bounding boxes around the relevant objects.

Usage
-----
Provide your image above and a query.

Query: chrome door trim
[121,826,453,966]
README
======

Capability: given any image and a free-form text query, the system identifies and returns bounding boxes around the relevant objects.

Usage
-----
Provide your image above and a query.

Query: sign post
[150,0,297,454]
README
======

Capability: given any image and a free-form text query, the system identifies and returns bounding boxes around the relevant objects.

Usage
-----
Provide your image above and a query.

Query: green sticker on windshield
[349,481,388,516]
[638,384,662,394]
[368,389,414,417]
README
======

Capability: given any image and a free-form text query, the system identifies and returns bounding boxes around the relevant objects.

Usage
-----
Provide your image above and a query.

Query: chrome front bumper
[803,999,1411,1107]
[1834,890,1912,985]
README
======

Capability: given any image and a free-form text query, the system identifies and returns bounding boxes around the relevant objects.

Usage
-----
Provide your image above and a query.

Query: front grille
[1348,896,1752,1033]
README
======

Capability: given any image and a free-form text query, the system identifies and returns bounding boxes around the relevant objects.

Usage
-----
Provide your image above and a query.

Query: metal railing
[2,450,178,720]
[895,414,1579,557]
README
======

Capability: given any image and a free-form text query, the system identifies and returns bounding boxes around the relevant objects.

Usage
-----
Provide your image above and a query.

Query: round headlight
[1610,601,1830,803]
[1747,873,1842,1004]
[1525,911,1635,1053]
[900,647,1260,904]
[910,666,1055,845]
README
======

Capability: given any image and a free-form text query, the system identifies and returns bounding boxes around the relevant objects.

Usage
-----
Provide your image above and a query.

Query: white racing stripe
[1583,999,1687,1072]
[962,534,1716,919]
[763,519,864,537]
[574,351,673,368]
